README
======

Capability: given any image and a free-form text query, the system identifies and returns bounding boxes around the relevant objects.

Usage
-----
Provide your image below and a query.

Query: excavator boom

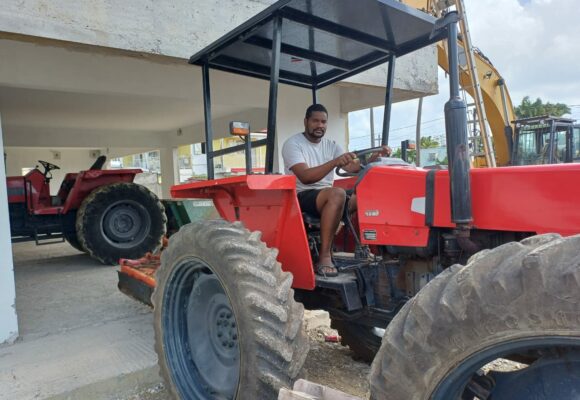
[437,43,515,166]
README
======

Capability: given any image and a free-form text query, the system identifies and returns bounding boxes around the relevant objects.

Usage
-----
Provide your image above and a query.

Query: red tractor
[118,1,580,399]
[7,156,166,264]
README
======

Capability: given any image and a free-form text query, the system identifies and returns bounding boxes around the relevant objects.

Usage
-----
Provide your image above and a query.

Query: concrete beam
[3,126,166,148]
[159,107,269,148]
[339,47,438,113]
[0,0,276,61]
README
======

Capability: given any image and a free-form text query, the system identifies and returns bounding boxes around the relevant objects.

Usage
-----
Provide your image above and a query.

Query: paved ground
[0,241,372,400]
[0,242,159,400]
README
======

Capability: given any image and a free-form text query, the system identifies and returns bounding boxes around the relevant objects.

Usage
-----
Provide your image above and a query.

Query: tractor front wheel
[370,234,580,400]
[153,220,308,399]
[76,182,166,264]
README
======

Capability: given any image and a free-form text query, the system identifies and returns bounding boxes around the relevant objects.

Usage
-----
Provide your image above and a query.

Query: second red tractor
[7,156,166,264]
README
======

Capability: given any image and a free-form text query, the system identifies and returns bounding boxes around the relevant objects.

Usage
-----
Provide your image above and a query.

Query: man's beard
[307,128,325,138]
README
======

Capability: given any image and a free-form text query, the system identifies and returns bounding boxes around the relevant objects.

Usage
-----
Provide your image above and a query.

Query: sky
[348,0,580,150]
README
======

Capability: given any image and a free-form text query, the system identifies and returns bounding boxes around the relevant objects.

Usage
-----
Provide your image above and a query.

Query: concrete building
[0,0,438,343]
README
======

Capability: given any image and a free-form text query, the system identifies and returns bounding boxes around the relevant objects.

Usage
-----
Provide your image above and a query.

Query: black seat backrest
[89,155,107,170]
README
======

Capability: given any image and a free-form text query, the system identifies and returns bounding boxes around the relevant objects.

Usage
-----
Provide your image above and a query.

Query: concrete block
[303,310,331,331]
[278,388,317,400]
[278,379,363,400]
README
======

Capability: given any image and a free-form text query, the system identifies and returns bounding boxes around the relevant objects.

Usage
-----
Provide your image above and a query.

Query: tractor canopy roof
[189,0,444,89]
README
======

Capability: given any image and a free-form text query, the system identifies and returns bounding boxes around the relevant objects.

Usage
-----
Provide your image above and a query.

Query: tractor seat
[89,155,107,170]
[51,196,63,206]
[302,212,321,228]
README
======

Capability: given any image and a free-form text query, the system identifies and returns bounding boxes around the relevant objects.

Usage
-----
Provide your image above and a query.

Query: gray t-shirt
[282,132,343,193]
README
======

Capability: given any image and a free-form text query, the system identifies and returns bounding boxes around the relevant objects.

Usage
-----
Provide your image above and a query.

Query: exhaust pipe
[444,12,473,228]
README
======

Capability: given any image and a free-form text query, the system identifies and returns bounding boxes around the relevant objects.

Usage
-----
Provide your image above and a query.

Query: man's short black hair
[305,104,328,119]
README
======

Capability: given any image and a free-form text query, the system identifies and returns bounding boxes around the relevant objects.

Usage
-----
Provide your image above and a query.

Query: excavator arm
[403,0,516,166]
[437,44,515,166]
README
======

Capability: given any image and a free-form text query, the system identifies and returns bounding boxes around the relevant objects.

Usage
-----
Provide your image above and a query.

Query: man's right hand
[334,152,357,168]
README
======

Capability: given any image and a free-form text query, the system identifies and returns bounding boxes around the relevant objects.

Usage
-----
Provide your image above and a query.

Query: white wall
[5,147,106,195]
[275,84,347,172]
[0,115,19,344]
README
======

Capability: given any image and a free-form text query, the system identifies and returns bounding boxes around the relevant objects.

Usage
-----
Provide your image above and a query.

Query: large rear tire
[153,220,308,399]
[370,234,580,400]
[76,182,166,265]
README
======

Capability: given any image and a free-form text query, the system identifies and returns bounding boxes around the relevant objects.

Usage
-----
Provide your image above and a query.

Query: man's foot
[316,263,338,277]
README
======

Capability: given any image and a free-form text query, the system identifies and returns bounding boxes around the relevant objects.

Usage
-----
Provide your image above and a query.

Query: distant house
[420,146,447,167]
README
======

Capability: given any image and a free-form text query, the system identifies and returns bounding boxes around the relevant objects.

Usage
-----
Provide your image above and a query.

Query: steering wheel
[38,160,60,181]
[335,146,386,177]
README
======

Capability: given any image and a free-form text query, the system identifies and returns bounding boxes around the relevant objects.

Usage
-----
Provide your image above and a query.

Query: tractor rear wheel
[76,182,166,264]
[370,234,580,400]
[153,220,308,399]
[330,319,382,363]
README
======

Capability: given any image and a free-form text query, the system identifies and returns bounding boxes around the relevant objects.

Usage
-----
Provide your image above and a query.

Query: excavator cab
[512,116,577,165]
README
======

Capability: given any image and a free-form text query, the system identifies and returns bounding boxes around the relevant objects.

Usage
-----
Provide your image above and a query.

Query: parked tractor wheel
[153,220,308,400]
[370,233,580,400]
[330,319,382,363]
[76,182,166,265]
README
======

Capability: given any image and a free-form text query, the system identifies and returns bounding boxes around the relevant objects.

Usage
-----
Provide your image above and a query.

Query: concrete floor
[0,242,161,400]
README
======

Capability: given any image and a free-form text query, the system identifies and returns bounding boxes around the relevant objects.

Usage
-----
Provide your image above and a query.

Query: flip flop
[316,263,339,277]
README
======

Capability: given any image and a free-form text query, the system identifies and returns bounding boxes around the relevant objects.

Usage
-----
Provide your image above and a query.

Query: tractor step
[11,232,65,245]
[34,232,65,245]
[315,272,362,311]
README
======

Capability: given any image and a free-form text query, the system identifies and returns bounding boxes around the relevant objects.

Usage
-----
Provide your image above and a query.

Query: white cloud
[467,0,580,106]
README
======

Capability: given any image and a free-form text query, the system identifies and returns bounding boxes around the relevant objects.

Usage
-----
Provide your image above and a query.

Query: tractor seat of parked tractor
[89,155,107,170]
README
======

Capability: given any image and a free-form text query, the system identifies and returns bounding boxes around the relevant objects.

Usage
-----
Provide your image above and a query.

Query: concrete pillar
[0,114,19,344]
[160,147,179,199]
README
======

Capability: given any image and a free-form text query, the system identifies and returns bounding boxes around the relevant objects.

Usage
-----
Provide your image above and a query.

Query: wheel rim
[100,199,151,248]
[161,257,240,400]
[432,337,580,400]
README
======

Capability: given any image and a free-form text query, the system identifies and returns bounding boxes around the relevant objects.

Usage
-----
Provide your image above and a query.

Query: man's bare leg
[315,187,346,275]
[348,194,357,214]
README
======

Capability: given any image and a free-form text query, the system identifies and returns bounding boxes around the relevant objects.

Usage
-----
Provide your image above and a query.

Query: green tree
[515,96,571,118]
[420,136,440,149]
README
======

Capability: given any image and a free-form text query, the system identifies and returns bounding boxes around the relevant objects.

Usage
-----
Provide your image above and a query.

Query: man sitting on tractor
[282,104,391,276]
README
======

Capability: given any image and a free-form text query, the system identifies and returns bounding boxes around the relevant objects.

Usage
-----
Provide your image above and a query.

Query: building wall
[0,116,18,344]
[0,0,435,91]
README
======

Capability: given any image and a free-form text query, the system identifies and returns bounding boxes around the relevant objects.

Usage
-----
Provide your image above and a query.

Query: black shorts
[297,189,323,217]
